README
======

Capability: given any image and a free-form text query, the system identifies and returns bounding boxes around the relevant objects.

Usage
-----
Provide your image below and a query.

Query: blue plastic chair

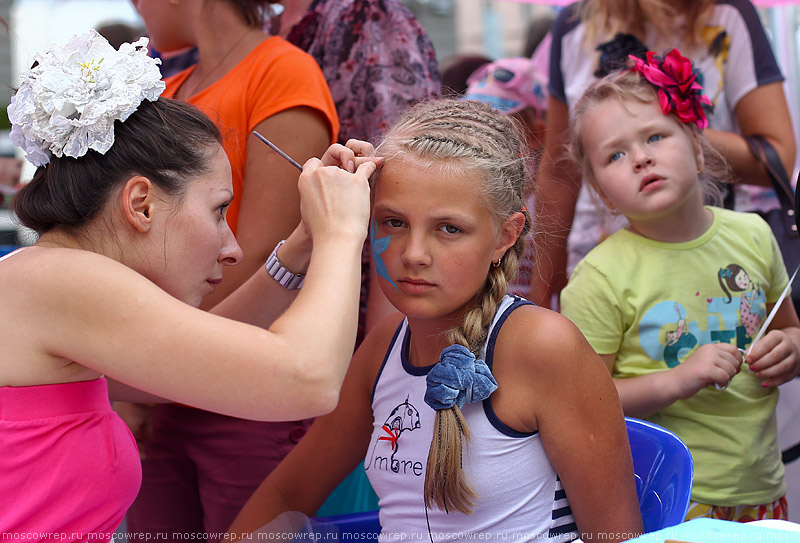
[0,245,18,258]
[625,417,693,532]
[314,417,693,535]
[312,509,381,537]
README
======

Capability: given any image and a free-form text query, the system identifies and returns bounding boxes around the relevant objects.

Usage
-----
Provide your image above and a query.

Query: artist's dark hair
[228,0,270,27]
[13,98,222,235]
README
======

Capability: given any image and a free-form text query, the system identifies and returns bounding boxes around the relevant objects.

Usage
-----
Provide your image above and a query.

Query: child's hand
[320,139,383,172]
[746,329,800,387]
[671,343,743,398]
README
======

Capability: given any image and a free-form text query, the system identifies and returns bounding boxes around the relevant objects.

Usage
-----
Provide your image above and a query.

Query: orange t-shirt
[164,36,339,234]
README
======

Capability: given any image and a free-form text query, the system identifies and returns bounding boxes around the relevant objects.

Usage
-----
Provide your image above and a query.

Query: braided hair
[375,99,532,514]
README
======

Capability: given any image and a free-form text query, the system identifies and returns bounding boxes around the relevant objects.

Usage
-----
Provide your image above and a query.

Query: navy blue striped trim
[399,322,435,376]
[371,322,406,403]
[483,295,537,437]
[484,295,533,370]
[552,506,573,520]
[551,475,576,538]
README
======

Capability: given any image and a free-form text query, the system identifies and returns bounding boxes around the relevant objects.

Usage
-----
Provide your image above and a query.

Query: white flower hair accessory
[7,29,166,167]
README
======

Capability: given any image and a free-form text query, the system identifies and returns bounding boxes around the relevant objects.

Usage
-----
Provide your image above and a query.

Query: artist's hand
[278,149,382,273]
[747,329,800,387]
[670,343,742,397]
[320,139,383,172]
[298,157,375,243]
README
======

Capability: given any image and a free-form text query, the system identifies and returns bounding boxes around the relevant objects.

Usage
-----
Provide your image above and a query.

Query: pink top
[0,378,141,541]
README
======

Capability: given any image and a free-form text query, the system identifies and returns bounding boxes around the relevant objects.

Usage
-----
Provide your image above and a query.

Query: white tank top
[365,294,578,542]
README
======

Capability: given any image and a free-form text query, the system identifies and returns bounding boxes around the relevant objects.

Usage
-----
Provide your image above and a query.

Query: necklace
[176,28,255,99]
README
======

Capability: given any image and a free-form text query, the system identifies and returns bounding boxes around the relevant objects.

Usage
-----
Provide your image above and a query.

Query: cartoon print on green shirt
[639,264,766,367]
[663,303,698,368]
[718,264,764,337]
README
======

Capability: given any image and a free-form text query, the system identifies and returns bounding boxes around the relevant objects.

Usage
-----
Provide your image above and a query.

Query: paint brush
[252,131,303,171]
[745,264,800,356]
[716,263,800,390]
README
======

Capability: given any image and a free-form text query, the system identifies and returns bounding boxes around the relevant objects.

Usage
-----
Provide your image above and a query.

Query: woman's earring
[492,258,502,268]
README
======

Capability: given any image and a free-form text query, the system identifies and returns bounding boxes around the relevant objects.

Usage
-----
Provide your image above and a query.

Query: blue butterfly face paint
[371,219,397,290]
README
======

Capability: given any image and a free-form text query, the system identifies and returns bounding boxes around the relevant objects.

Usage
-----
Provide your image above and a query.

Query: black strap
[783,441,800,464]
[751,138,800,464]
[796,170,800,232]
[745,135,798,239]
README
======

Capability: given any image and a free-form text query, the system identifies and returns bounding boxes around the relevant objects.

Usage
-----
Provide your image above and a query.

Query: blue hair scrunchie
[424,344,498,411]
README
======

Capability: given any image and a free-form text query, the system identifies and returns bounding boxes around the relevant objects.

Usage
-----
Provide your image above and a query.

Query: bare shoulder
[2,247,160,325]
[491,304,614,431]
[497,304,596,375]
[3,247,194,358]
[0,247,172,384]
[6,246,157,296]
[491,306,640,538]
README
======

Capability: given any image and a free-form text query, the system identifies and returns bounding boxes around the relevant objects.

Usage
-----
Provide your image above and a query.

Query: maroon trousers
[125,404,311,542]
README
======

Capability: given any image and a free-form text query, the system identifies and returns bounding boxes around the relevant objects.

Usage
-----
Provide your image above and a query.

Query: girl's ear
[494,211,526,260]
[120,175,155,233]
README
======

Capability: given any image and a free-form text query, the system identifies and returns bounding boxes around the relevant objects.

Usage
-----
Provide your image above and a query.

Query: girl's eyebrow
[636,119,665,132]
[594,134,626,156]
[433,213,474,223]
[372,203,402,215]
[374,204,474,224]
[596,120,666,152]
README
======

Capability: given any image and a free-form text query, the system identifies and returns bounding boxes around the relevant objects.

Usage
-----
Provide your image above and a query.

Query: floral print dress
[286,0,441,144]
[287,0,442,344]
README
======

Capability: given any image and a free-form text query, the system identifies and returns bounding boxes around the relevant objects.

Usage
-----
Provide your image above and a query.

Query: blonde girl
[532,0,795,308]
[561,52,800,522]
[229,99,642,542]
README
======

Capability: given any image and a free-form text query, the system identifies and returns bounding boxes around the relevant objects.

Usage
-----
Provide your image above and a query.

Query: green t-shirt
[562,207,788,506]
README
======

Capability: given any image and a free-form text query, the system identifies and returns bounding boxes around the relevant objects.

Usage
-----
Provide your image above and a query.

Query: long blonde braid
[375,99,532,514]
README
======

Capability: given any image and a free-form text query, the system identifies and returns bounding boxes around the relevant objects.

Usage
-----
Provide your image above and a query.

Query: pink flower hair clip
[629,49,712,129]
